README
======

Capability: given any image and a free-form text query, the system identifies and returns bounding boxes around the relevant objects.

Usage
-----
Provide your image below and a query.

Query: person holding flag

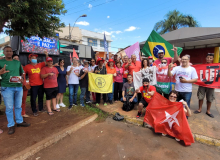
[194,53,215,118]
[168,55,198,108]
[135,78,156,118]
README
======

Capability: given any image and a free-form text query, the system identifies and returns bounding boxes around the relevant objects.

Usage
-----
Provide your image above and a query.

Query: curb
[7,114,98,160]
[123,116,220,147]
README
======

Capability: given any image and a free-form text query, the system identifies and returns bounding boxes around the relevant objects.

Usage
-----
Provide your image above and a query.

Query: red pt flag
[144,93,194,146]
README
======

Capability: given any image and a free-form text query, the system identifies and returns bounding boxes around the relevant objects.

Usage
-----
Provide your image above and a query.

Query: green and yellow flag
[88,73,113,93]
[141,30,183,60]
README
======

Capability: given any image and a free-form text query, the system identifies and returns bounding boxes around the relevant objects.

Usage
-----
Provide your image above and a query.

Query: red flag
[73,48,79,60]
[144,93,194,146]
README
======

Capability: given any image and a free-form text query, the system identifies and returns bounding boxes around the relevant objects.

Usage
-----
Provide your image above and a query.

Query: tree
[0,0,66,38]
[154,10,200,35]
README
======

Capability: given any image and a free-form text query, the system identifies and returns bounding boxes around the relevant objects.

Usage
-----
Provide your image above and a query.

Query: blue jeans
[123,78,128,83]
[1,87,23,127]
[120,96,138,103]
[80,87,90,106]
[177,92,192,108]
[108,83,114,101]
[69,84,79,105]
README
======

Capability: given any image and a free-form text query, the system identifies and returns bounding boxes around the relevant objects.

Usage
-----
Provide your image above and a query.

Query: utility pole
[69,23,71,42]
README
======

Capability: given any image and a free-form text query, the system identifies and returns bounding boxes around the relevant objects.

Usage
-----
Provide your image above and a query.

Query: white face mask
[149,60,153,63]
[161,63,167,67]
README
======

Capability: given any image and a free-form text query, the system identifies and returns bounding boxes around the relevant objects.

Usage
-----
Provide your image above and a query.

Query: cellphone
[179,76,183,79]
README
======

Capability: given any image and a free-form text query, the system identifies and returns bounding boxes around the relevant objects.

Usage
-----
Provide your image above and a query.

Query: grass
[0,87,109,122]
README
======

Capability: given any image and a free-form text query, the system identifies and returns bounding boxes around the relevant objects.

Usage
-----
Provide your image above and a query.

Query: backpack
[122,96,135,112]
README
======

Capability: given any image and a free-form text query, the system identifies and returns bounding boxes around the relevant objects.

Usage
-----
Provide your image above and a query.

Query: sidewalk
[95,85,220,146]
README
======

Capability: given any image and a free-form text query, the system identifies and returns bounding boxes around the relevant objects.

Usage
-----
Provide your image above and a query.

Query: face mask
[31,59,37,64]
[143,84,148,88]
[149,60,153,63]
[161,63,166,67]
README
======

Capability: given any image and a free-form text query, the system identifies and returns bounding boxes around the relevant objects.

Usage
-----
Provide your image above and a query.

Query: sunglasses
[60,61,64,63]
[91,61,95,62]
[169,96,177,98]
[161,62,167,64]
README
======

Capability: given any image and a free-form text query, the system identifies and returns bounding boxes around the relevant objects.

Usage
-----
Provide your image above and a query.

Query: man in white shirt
[168,55,198,108]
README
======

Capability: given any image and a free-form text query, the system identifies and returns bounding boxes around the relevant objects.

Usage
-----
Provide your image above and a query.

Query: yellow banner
[88,72,113,93]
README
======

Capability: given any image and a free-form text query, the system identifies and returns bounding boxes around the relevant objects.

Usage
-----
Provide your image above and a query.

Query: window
[88,38,97,47]
[100,40,108,48]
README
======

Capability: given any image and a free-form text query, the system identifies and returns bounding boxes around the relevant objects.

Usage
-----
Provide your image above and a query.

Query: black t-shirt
[93,66,107,74]
[79,69,88,88]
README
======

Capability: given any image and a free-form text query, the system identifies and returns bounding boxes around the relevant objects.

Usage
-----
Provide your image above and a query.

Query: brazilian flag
[141,30,183,59]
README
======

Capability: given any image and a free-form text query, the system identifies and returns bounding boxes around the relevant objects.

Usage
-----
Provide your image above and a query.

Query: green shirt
[0,59,23,87]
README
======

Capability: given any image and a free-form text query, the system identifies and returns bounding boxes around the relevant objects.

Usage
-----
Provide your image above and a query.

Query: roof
[140,27,220,50]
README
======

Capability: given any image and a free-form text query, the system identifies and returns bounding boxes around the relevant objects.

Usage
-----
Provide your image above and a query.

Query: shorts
[139,98,148,108]
[197,86,215,102]
[44,87,58,100]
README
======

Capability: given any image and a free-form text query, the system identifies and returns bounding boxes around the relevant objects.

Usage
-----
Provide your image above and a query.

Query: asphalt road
[29,118,220,160]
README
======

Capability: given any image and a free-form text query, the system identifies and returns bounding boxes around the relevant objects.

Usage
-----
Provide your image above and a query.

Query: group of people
[0,45,216,135]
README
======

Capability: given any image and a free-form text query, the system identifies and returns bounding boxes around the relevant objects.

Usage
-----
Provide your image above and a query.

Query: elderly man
[168,55,198,108]
[126,54,141,76]
[122,55,129,83]
[154,45,178,66]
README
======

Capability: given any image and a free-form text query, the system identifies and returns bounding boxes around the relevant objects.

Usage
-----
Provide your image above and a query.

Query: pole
[69,23,71,42]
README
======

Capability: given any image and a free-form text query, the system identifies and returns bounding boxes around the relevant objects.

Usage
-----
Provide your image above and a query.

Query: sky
[1,0,220,53]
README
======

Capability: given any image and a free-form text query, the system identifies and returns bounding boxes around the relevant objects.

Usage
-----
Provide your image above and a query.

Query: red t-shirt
[122,63,129,78]
[154,57,172,66]
[128,61,141,76]
[41,67,59,88]
[139,85,156,103]
[23,62,46,86]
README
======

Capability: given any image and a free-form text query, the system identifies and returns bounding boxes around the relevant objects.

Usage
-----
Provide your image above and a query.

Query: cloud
[107,16,110,18]
[75,21,90,26]
[102,31,112,35]
[124,26,140,32]
[101,30,122,35]
[88,4,92,9]
[112,35,115,38]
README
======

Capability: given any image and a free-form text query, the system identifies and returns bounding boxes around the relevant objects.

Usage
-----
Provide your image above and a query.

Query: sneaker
[68,105,73,110]
[56,104,60,109]
[136,111,142,118]
[86,101,92,104]
[39,109,46,113]
[104,103,107,106]
[22,114,29,118]
[96,103,99,106]
[59,103,66,107]
[109,100,113,104]
[73,103,77,106]
[175,138,180,141]
[17,121,31,127]
[162,133,167,136]
[33,113,39,117]
[8,126,15,135]
[80,104,85,107]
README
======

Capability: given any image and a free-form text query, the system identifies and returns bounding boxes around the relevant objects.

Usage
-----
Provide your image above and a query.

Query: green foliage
[154,10,200,35]
[0,0,67,38]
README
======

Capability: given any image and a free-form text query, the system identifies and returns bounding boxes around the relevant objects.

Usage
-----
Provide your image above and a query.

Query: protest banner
[144,93,194,146]
[88,73,113,93]
[133,66,157,89]
[193,63,220,89]
[124,42,140,61]
[141,30,182,60]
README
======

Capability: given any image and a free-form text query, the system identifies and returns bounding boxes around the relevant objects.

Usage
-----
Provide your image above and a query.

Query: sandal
[47,112,54,116]
[206,112,214,118]
[194,110,201,114]
[52,109,60,112]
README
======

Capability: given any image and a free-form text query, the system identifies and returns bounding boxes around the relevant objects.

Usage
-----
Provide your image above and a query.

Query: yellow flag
[88,72,113,93]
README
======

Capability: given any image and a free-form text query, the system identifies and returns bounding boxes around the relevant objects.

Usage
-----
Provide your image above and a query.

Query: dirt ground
[0,104,90,160]
[29,118,220,160]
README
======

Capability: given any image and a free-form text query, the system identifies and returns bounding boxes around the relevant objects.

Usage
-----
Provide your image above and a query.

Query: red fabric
[73,48,79,59]
[23,62,46,86]
[128,61,141,76]
[122,63,129,78]
[144,93,194,146]
[92,92,96,101]
[139,85,156,103]
[193,63,220,89]
[41,67,59,88]
[21,89,28,115]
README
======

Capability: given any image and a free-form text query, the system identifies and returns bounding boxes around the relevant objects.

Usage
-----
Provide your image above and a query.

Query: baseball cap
[84,60,89,63]
[46,57,53,62]
[158,50,164,53]
[148,56,153,59]
[29,53,38,58]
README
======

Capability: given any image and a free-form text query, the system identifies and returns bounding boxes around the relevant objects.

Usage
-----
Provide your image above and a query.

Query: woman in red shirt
[114,61,123,102]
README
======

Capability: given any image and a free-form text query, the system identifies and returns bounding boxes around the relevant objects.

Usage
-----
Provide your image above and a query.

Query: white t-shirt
[171,66,198,92]
[67,66,80,84]
[90,65,97,71]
